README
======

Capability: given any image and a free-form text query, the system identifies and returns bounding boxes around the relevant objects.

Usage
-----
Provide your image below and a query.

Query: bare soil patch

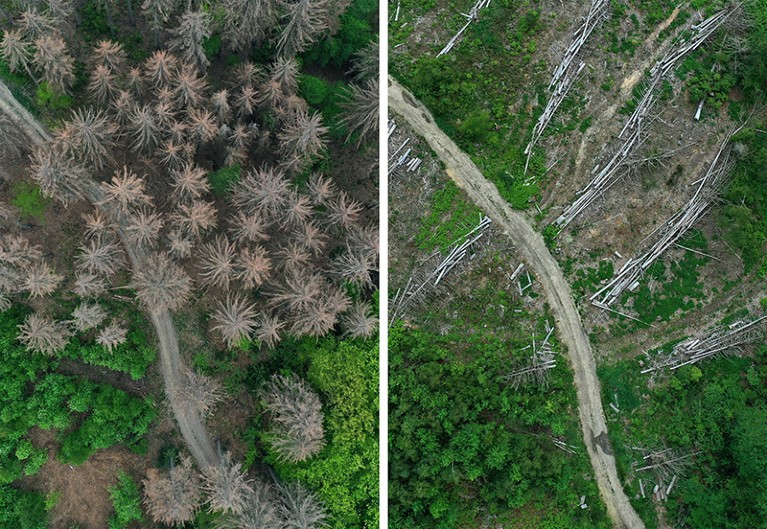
[19,429,149,529]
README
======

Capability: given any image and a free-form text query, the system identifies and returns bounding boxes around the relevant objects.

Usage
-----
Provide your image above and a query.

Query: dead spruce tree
[92,40,128,72]
[276,0,330,57]
[23,262,64,298]
[70,302,108,332]
[59,108,118,170]
[211,294,259,348]
[262,373,325,463]
[1,29,33,76]
[18,7,57,39]
[276,481,328,529]
[96,321,128,351]
[174,368,224,419]
[340,300,378,338]
[0,231,64,312]
[340,78,379,147]
[201,451,254,515]
[131,253,193,312]
[143,456,202,525]
[28,148,86,205]
[349,39,378,82]
[277,110,329,172]
[170,9,212,70]
[88,64,118,106]
[17,313,72,355]
[222,483,282,529]
[141,0,177,44]
[32,33,75,94]
[222,0,277,51]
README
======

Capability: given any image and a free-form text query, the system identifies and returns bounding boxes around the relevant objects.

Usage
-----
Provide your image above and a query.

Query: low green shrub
[108,472,144,529]
[12,182,49,222]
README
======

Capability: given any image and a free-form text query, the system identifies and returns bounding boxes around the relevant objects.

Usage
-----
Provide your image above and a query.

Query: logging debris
[505,320,557,388]
[590,126,741,310]
[555,6,736,229]
[390,214,492,322]
[642,314,767,373]
[524,0,610,174]
[388,120,423,175]
[436,0,492,57]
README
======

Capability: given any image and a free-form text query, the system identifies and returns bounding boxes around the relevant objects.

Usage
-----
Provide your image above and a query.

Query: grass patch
[12,182,49,222]
[572,260,615,297]
[612,231,709,331]
[415,180,482,253]
[598,361,642,412]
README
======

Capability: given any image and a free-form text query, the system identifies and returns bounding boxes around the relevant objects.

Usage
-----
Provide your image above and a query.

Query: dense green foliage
[302,0,378,67]
[674,49,738,113]
[207,164,242,197]
[604,344,767,528]
[299,75,332,107]
[741,0,767,98]
[1,305,55,485]
[389,314,609,529]
[389,266,609,529]
[0,484,48,529]
[79,0,112,41]
[54,377,155,464]
[719,126,767,273]
[0,306,156,485]
[108,472,144,529]
[246,335,379,529]
[297,74,348,138]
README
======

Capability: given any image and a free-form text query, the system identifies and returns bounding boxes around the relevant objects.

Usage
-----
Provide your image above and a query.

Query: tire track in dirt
[390,77,644,529]
[0,79,219,468]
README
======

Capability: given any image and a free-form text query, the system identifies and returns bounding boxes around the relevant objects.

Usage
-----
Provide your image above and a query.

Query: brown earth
[19,429,148,529]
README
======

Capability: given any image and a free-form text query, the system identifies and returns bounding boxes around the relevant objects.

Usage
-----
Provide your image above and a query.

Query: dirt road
[390,77,644,529]
[0,80,218,469]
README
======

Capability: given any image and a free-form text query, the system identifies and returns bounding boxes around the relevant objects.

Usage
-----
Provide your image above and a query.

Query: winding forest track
[389,77,644,529]
[0,79,219,469]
